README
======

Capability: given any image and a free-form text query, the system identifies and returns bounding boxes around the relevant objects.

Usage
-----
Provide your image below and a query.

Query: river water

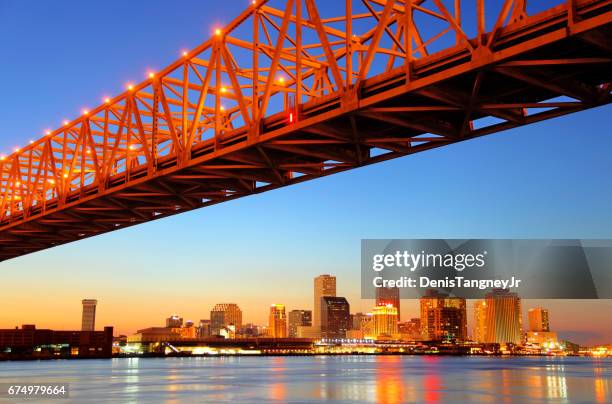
[0,356,610,403]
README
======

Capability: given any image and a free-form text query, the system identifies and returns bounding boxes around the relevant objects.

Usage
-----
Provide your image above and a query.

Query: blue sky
[0,0,611,344]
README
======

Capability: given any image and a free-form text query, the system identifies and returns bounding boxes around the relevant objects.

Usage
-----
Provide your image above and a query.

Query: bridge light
[104,97,111,103]
[63,173,69,178]
[0,156,5,161]
[63,120,69,126]
[16,182,20,186]
[30,140,34,144]
[289,111,294,123]
[48,179,55,184]
[83,109,89,115]
[127,84,134,91]
[148,72,155,79]
[215,28,222,36]
[252,0,257,5]
[14,148,19,152]
[45,130,51,136]
[220,87,227,93]
[277,76,285,85]
[182,51,188,57]
[220,105,225,111]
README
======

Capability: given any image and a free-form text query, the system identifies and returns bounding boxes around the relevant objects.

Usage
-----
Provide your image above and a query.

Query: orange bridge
[1,0,611,260]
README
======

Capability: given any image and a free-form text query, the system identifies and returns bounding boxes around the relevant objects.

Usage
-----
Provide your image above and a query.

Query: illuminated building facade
[180,321,196,339]
[474,300,488,342]
[81,299,97,332]
[528,307,550,332]
[210,303,242,337]
[375,286,401,321]
[372,305,398,339]
[483,289,523,345]
[398,318,422,340]
[320,296,350,339]
[419,290,467,342]
[525,331,558,347]
[313,275,336,330]
[288,310,312,338]
[268,304,287,338]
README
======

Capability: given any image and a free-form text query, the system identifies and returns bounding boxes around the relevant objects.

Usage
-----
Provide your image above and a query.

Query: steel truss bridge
[1,0,610,261]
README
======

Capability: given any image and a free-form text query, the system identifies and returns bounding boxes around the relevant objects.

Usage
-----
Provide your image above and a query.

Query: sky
[0,0,611,345]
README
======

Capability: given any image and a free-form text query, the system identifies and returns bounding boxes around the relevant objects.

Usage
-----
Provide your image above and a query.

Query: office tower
[313,274,336,330]
[473,300,488,342]
[320,296,350,339]
[419,290,467,341]
[398,318,422,340]
[210,303,242,336]
[197,320,211,338]
[165,315,183,328]
[288,310,312,338]
[528,307,550,332]
[376,286,401,321]
[483,289,523,345]
[268,304,288,338]
[81,299,97,331]
[372,304,398,339]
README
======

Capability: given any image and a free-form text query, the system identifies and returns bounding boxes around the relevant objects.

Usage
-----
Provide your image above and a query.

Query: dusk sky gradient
[0,0,611,345]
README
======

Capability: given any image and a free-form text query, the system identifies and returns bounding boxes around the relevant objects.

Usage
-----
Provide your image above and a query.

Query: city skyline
[1,0,611,347]
[5,274,608,347]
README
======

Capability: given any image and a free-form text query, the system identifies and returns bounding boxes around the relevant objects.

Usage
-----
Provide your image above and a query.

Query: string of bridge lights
[0,0,292,165]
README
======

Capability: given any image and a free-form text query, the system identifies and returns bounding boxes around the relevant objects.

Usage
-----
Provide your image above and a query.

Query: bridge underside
[1,1,611,261]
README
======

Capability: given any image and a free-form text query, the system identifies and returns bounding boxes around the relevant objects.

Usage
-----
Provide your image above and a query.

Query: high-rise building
[528,307,550,332]
[473,300,488,342]
[81,299,97,331]
[320,296,350,339]
[288,310,312,338]
[210,303,242,337]
[482,289,523,345]
[313,275,336,330]
[165,315,183,328]
[376,286,401,321]
[372,304,398,339]
[197,320,211,338]
[419,290,467,341]
[268,304,287,338]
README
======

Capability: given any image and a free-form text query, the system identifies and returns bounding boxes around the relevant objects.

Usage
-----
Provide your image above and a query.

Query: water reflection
[375,356,405,404]
[268,356,287,401]
[0,356,608,402]
[123,357,140,396]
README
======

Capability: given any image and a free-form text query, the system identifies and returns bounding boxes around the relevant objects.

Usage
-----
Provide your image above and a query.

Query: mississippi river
[0,356,610,403]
